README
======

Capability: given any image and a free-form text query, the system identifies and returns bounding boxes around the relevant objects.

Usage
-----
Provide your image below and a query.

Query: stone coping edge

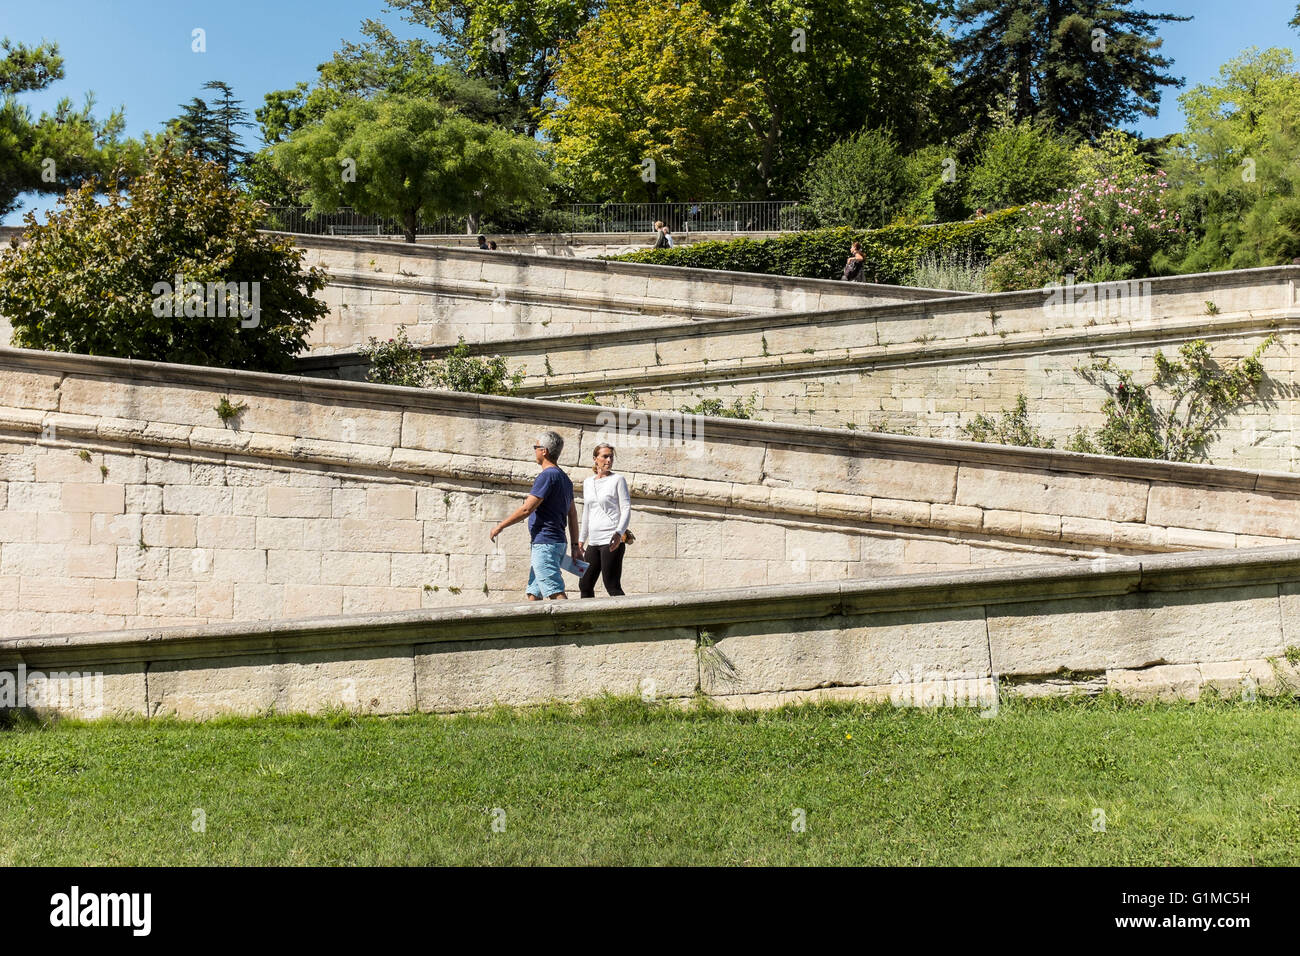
[4,345,1298,494]
[298,266,1300,367]
[321,267,751,319]
[308,308,1299,392]
[277,231,966,299]
[4,544,1299,667]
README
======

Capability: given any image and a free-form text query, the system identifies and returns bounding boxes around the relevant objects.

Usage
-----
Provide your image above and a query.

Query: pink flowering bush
[986,171,1183,291]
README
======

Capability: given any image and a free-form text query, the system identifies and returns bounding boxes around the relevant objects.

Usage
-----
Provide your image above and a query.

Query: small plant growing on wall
[1205,300,1220,315]
[961,394,1056,449]
[359,327,432,387]
[696,628,738,690]
[679,395,758,419]
[214,396,248,427]
[360,329,524,395]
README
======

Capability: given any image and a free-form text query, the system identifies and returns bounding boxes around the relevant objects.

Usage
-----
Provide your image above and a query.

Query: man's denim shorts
[526,542,568,598]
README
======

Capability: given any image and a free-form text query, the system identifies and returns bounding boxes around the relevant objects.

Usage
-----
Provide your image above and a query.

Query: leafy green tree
[903,144,970,223]
[252,20,510,209]
[543,0,755,202]
[965,121,1075,210]
[0,38,143,217]
[273,95,550,240]
[803,129,911,228]
[0,148,328,371]
[1069,128,1153,187]
[386,0,603,135]
[543,0,950,200]
[950,0,1188,139]
[1155,48,1300,273]
[698,0,951,197]
[257,20,505,145]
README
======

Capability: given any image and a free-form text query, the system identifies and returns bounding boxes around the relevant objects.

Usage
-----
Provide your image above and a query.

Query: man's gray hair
[537,430,564,461]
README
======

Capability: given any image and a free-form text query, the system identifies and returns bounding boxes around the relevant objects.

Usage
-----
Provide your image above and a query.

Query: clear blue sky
[3,0,1298,223]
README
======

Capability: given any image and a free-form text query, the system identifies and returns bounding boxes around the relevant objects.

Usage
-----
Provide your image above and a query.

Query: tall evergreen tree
[168,81,252,183]
[950,0,1188,139]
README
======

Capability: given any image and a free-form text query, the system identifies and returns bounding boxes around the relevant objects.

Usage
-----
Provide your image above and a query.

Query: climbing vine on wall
[961,337,1277,463]
[1067,337,1276,462]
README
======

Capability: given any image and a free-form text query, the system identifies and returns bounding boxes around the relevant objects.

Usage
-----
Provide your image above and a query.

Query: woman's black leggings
[579,542,626,597]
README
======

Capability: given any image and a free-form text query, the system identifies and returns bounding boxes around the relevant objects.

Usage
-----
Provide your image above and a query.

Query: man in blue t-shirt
[489,430,583,600]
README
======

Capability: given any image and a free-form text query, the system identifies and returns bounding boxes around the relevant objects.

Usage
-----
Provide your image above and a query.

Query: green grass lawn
[2,694,1298,866]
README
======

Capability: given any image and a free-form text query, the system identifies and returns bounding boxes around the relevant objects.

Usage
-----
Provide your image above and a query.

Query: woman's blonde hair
[591,442,615,474]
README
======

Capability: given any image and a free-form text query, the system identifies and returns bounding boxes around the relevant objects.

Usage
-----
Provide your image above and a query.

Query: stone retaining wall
[292,234,960,352]
[5,348,1300,637]
[301,266,1300,471]
[0,229,959,352]
[4,546,1298,718]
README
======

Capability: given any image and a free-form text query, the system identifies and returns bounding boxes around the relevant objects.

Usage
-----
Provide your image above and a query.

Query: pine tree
[168,81,252,183]
[0,37,142,216]
[204,81,253,178]
[950,0,1189,140]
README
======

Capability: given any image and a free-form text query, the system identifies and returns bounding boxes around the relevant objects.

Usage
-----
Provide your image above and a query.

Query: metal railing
[558,201,803,233]
[258,201,803,237]
[258,207,466,237]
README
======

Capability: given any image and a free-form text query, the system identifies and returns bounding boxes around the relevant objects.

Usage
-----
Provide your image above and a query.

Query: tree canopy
[542,0,755,202]
[385,0,604,135]
[1156,47,1300,272]
[273,94,551,240]
[544,0,951,201]
[950,0,1188,139]
[257,19,505,147]
[0,148,328,370]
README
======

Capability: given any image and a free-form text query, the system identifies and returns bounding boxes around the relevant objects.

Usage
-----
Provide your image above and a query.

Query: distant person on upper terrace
[841,241,866,282]
[652,221,669,249]
[489,431,582,601]
[477,235,489,250]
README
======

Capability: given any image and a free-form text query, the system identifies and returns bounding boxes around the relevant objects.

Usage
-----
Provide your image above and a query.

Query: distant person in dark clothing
[488,240,498,250]
[841,241,866,282]
[489,431,582,600]
[477,235,489,250]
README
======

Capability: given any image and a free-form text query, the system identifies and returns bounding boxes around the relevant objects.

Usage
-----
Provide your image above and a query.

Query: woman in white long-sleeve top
[578,443,631,597]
